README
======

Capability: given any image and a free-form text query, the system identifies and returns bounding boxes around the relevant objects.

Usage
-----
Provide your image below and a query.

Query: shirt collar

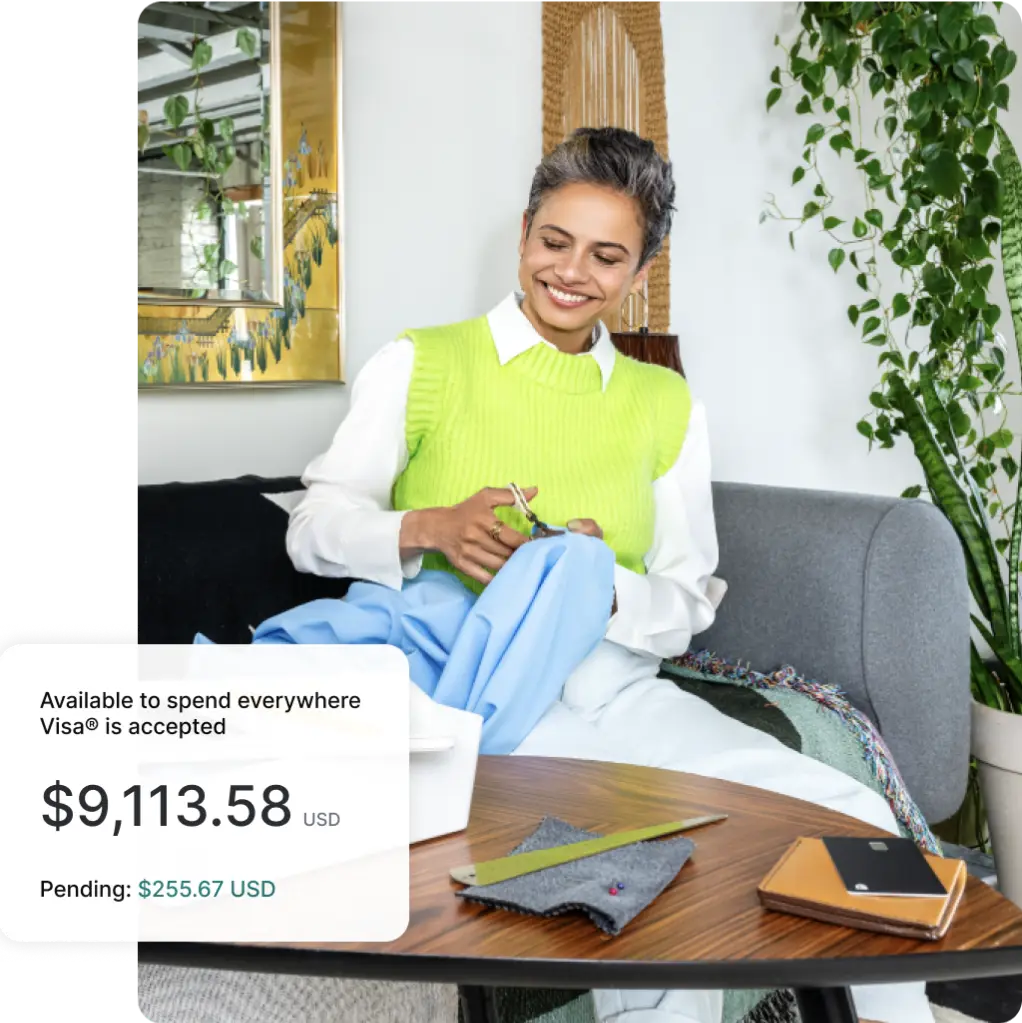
[485,291,616,392]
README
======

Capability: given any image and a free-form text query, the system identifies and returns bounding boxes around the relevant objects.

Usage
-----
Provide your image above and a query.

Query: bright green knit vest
[391,314,692,593]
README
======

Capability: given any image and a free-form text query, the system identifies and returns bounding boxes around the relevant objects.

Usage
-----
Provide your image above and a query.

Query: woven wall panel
[542,2,670,332]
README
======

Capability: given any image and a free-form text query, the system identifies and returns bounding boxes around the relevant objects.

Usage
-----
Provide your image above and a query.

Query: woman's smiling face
[518,181,649,351]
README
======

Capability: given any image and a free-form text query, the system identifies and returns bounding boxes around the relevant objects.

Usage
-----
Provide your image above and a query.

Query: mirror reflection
[137,1,275,302]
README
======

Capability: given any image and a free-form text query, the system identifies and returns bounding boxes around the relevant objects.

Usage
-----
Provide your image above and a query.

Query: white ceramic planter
[972,700,1022,906]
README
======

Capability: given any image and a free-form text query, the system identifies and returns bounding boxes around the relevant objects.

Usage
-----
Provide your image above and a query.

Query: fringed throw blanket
[665,651,941,855]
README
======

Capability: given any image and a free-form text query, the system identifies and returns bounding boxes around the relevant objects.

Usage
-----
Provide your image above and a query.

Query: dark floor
[927,973,1022,1022]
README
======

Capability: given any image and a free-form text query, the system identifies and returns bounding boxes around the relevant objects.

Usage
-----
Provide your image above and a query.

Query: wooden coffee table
[139,756,1022,1023]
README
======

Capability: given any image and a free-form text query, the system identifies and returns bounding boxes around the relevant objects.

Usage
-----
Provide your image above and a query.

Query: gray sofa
[704,482,970,825]
[137,474,972,1023]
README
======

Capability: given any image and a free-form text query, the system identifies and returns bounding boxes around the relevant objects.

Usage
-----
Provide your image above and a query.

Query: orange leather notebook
[758,837,966,940]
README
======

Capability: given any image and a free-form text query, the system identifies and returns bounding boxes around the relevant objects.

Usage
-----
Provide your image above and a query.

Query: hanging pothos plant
[138,27,265,291]
[764,2,1022,718]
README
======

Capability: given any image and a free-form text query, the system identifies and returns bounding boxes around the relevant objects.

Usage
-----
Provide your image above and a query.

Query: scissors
[508,482,564,538]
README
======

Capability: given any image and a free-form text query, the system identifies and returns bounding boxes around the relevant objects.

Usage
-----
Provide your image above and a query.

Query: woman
[287,127,931,1023]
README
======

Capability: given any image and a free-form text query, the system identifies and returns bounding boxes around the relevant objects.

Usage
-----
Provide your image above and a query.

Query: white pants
[512,641,935,1023]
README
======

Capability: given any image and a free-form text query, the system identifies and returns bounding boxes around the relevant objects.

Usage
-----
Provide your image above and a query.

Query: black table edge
[137,942,1022,989]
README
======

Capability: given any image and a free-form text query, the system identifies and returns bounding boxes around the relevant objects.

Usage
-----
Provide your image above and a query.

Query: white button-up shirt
[286,292,725,661]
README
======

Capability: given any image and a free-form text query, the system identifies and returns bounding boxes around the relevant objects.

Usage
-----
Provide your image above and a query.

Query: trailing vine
[765,2,1022,713]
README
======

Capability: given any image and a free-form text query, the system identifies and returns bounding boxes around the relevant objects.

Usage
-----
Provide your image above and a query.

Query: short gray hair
[524,127,676,269]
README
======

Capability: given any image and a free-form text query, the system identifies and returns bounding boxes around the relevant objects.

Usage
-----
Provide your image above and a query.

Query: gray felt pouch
[455,816,695,936]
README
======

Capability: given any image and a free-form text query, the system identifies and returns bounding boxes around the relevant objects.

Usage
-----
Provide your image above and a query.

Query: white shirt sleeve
[604,399,727,659]
[285,339,423,590]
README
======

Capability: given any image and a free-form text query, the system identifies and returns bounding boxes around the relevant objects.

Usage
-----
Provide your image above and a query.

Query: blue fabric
[196,533,615,754]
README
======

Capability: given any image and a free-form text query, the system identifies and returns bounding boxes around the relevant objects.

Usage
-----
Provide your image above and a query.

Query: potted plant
[764,1,1022,902]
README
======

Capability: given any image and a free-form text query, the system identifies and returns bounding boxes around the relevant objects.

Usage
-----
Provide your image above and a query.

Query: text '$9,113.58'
[41,781,292,834]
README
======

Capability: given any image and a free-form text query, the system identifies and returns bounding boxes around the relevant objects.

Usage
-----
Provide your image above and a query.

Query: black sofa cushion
[138,474,350,644]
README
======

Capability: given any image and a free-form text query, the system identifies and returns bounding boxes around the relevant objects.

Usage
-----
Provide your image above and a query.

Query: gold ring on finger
[489,521,503,541]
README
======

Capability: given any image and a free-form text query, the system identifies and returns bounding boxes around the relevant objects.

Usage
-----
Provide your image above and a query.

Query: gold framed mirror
[138,1,344,388]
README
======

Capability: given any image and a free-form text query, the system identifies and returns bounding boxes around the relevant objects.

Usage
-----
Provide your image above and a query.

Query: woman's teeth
[546,285,589,304]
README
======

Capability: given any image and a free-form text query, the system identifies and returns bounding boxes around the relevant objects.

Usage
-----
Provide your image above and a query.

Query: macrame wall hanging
[542,1,682,374]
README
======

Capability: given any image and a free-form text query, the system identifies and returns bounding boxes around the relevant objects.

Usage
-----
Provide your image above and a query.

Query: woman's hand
[566,518,603,540]
[399,486,535,586]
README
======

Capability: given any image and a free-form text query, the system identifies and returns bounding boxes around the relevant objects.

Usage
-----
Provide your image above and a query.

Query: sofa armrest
[699,482,971,824]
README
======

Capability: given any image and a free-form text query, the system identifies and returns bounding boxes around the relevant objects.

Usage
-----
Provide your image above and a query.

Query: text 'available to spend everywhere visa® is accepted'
[0,644,411,943]
[39,688,365,736]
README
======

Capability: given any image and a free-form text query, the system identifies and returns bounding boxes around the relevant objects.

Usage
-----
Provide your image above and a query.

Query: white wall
[664,1,1022,497]
[139,1,1022,498]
